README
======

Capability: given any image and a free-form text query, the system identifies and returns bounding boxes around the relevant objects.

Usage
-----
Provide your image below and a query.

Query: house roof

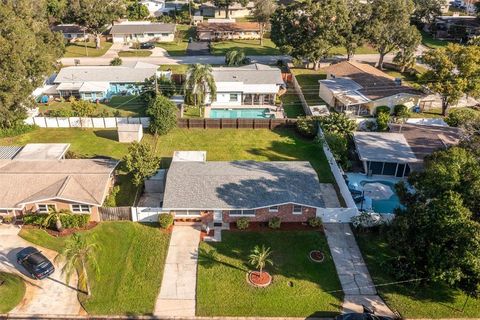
[322,61,422,100]
[0,159,119,209]
[14,143,70,160]
[197,22,260,32]
[0,146,22,160]
[162,160,326,210]
[200,1,254,10]
[353,132,419,164]
[110,22,175,34]
[54,62,158,84]
[212,64,284,85]
[319,78,371,106]
[51,24,86,34]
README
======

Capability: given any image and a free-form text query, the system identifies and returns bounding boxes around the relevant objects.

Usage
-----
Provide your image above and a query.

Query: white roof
[172,151,207,162]
[79,82,110,92]
[320,79,371,106]
[353,132,418,163]
[56,82,82,91]
[14,143,71,160]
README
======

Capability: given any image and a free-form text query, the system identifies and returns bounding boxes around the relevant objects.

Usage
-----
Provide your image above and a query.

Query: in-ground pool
[346,173,403,214]
[209,108,273,119]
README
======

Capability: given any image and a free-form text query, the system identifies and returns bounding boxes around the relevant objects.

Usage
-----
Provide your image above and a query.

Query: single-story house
[428,15,480,41]
[162,155,331,224]
[196,21,260,40]
[204,64,285,118]
[199,1,254,18]
[110,21,175,43]
[0,158,119,220]
[319,61,423,116]
[51,24,88,42]
[52,62,169,101]
[140,0,166,17]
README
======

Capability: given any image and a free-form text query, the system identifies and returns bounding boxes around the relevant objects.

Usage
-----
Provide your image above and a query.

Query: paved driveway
[0,225,82,315]
[186,41,210,56]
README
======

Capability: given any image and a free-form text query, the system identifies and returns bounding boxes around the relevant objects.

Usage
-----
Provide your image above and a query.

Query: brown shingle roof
[196,22,260,32]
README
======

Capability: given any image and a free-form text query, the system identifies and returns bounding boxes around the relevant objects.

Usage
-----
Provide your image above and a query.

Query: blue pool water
[346,173,403,214]
[209,108,273,119]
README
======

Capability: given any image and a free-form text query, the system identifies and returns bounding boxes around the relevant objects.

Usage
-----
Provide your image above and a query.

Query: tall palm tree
[55,233,99,297]
[184,64,217,117]
[43,209,71,232]
[249,245,273,276]
[225,49,246,66]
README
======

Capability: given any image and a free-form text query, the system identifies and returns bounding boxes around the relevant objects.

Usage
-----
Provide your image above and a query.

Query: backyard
[290,68,327,106]
[19,222,171,315]
[420,30,452,49]
[63,40,112,58]
[197,231,342,317]
[355,231,480,318]
[0,272,25,313]
[280,87,305,118]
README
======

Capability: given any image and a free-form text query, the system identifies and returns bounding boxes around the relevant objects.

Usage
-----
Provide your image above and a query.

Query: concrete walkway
[154,225,201,317]
[323,223,395,317]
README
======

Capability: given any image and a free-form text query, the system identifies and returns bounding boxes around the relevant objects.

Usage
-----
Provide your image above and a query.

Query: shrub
[0,124,37,138]
[317,112,356,137]
[445,108,480,127]
[236,217,249,230]
[393,104,409,116]
[158,213,174,229]
[110,57,122,66]
[324,132,350,169]
[375,105,391,115]
[268,217,281,229]
[307,216,322,228]
[23,213,89,229]
[295,116,318,138]
[376,112,390,132]
[2,215,13,223]
[103,185,120,207]
[48,108,73,117]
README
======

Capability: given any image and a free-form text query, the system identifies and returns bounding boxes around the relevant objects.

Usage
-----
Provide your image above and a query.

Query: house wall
[214,8,253,18]
[112,32,174,44]
[209,92,242,106]
[223,204,317,223]
[20,200,100,221]
[367,93,422,114]
[318,83,336,107]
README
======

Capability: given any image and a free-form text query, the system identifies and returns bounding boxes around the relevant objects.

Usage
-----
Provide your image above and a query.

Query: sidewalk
[323,223,395,317]
[154,225,201,317]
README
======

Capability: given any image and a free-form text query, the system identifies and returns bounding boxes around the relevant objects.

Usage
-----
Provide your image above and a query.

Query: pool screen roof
[353,132,418,164]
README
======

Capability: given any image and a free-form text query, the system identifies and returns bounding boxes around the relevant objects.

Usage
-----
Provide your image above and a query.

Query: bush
[110,57,122,66]
[445,108,480,127]
[158,213,174,229]
[0,124,37,138]
[307,216,322,228]
[268,217,281,229]
[296,116,318,138]
[393,104,409,116]
[375,105,391,115]
[1,215,13,223]
[376,112,390,132]
[317,112,356,137]
[48,108,73,117]
[103,185,120,207]
[236,217,249,230]
[23,213,90,229]
[324,132,350,169]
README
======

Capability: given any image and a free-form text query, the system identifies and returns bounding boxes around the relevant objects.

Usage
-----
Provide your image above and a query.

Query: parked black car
[335,306,394,320]
[16,247,55,280]
[140,42,155,50]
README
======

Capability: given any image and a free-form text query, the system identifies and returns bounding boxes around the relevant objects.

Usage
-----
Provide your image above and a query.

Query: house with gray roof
[204,64,286,118]
[110,21,175,44]
[162,154,333,224]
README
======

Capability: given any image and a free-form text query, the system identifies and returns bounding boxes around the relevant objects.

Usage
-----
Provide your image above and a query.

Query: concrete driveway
[0,224,82,316]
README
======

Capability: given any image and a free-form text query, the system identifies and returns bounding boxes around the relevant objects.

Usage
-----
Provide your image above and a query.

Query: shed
[117,124,143,143]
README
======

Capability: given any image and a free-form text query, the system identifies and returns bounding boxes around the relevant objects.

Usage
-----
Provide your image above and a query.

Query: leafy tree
[249,245,273,276]
[342,0,371,60]
[412,0,443,24]
[252,0,276,46]
[317,112,356,137]
[67,0,125,49]
[324,132,350,169]
[421,44,480,115]
[127,0,149,20]
[71,98,96,117]
[184,64,217,116]
[225,49,246,66]
[213,0,248,18]
[143,75,176,102]
[445,108,480,127]
[0,0,64,129]
[270,0,349,70]
[366,0,416,69]
[46,0,68,23]
[55,233,99,296]
[43,209,71,232]
[376,111,390,131]
[393,25,422,72]
[124,142,160,187]
[146,94,178,135]
[110,57,122,66]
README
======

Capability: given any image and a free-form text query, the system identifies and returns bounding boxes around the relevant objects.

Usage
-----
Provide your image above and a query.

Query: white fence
[25,116,150,128]
[131,207,165,223]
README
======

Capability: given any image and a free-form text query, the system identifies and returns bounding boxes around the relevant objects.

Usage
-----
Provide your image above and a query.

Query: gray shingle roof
[212,64,284,85]
[110,23,175,34]
[162,161,326,210]
[353,132,418,163]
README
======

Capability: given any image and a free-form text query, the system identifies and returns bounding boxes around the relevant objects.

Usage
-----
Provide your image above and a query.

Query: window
[229,93,238,102]
[293,205,302,214]
[269,206,278,212]
[175,210,201,216]
[243,209,255,215]
[229,209,255,216]
[71,204,90,213]
[96,92,104,98]
[147,33,155,36]
[37,204,56,213]
[83,93,92,98]
[161,33,170,37]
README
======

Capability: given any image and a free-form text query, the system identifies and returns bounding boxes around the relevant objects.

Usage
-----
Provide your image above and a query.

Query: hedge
[23,213,90,229]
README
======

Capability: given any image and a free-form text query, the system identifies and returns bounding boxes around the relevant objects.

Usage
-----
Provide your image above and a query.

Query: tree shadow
[93,130,118,141]
[197,246,246,272]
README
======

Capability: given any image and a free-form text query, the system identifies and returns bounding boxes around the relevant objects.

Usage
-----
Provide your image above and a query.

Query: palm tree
[184,64,217,117]
[43,209,71,232]
[248,245,273,276]
[55,233,99,297]
[225,49,246,66]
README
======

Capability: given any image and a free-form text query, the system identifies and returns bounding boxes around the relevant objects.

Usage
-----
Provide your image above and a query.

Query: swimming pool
[346,173,403,214]
[209,108,273,119]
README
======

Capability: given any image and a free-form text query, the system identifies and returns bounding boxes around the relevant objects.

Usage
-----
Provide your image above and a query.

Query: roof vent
[395,78,402,86]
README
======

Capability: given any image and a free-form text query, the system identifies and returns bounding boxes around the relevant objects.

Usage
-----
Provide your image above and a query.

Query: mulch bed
[247,271,272,288]
[309,250,325,263]
[230,222,323,232]
[22,222,99,237]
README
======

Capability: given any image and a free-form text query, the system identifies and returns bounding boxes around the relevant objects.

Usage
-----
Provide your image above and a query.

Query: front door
[213,210,223,226]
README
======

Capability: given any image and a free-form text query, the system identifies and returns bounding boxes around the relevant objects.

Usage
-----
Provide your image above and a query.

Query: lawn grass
[355,231,480,318]
[290,68,327,106]
[197,231,342,317]
[210,39,281,56]
[420,30,452,49]
[39,95,147,117]
[182,105,201,118]
[159,64,189,74]
[330,43,378,55]
[64,40,113,58]
[19,222,171,315]
[280,87,305,118]
[118,50,152,57]
[0,272,26,313]
[156,25,195,56]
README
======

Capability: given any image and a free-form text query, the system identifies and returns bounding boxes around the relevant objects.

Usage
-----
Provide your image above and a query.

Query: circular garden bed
[309,250,325,263]
[247,271,272,288]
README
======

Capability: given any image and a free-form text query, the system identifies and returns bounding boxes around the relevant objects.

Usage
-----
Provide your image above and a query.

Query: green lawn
[19,222,171,315]
[64,40,113,58]
[197,231,342,317]
[211,39,281,56]
[355,231,480,318]
[182,105,201,118]
[280,88,305,118]
[156,25,195,56]
[330,43,378,55]
[0,272,26,313]
[159,64,189,74]
[39,95,147,117]
[118,50,152,57]
[420,30,452,49]
[290,68,327,106]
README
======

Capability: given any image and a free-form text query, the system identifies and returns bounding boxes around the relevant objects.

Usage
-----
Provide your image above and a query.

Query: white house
[51,24,88,42]
[140,0,166,17]
[109,21,176,44]
[199,1,254,18]
[204,64,285,118]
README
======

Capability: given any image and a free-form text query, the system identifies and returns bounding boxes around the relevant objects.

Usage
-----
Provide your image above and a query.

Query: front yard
[197,231,342,317]
[63,40,112,58]
[19,222,171,315]
[0,272,26,313]
[355,231,480,318]
[210,39,281,56]
[156,25,195,56]
[118,50,152,57]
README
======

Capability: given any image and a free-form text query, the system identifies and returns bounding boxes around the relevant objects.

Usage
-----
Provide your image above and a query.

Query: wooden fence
[177,118,297,129]
[98,207,132,221]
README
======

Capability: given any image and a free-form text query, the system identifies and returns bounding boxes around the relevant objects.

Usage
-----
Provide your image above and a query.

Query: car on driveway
[140,42,155,50]
[16,247,55,280]
[335,306,394,320]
